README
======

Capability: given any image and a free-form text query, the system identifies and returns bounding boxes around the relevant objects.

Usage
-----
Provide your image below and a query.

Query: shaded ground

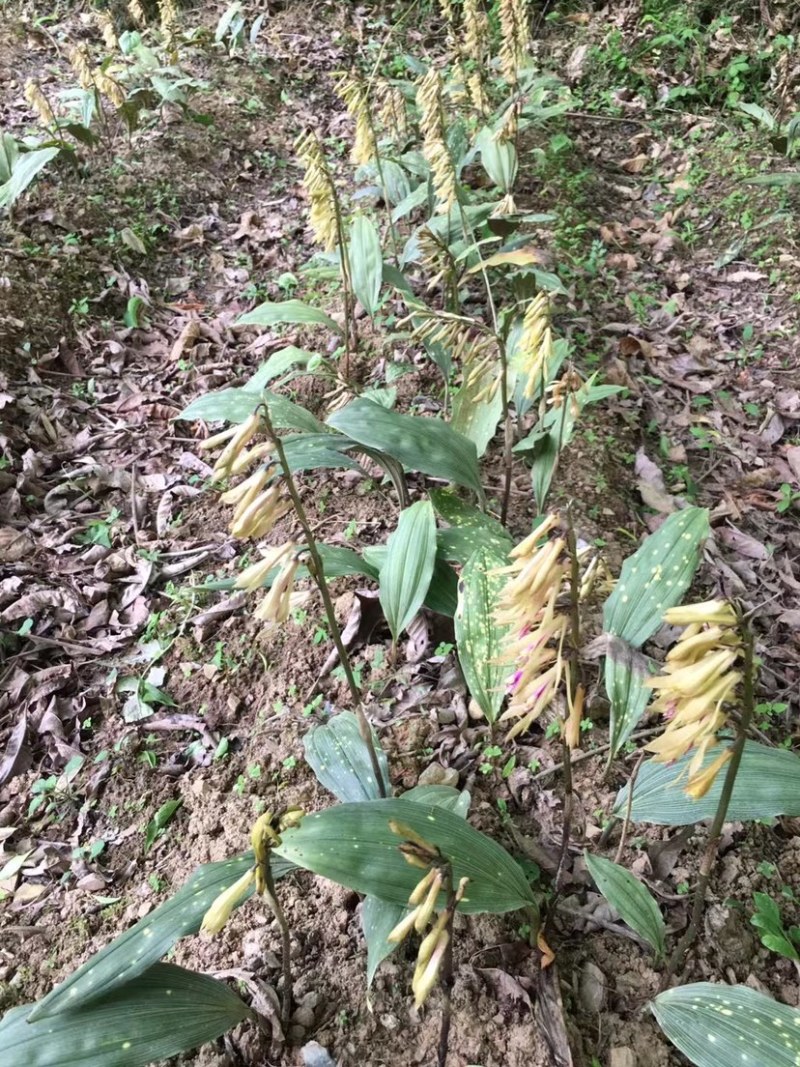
[1,2,799,1066]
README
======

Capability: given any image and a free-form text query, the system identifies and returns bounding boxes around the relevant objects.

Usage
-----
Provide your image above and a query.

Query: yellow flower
[296,131,338,251]
[648,648,738,697]
[254,552,302,623]
[200,869,255,935]
[417,69,458,212]
[335,74,377,166]
[210,413,260,481]
[230,486,291,539]
[663,599,738,627]
[219,466,271,507]
[412,928,449,1007]
[235,544,293,591]
[24,80,56,128]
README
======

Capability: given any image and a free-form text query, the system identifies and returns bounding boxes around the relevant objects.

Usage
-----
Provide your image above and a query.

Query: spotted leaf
[1,964,251,1067]
[652,983,800,1067]
[455,545,510,723]
[274,798,536,914]
[602,507,710,647]
[304,711,390,802]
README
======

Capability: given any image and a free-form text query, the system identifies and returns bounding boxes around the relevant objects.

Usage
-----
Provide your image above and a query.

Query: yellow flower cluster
[96,11,118,51]
[69,46,94,92]
[498,0,530,84]
[494,514,569,740]
[417,69,458,212]
[158,0,179,55]
[198,416,307,624]
[295,130,338,251]
[387,822,468,1008]
[24,80,57,128]
[93,69,126,109]
[335,74,377,166]
[376,81,409,143]
[201,809,303,934]
[518,292,553,399]
[463,0,489,68]
[645,600,741,798]
[128,0,147,26]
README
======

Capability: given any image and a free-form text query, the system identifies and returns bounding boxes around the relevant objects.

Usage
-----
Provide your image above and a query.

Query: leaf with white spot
[0,963,251,1067]
[455,545,510,723]
[29,853,294,1019]
[275,798,536,914]
[584,851,666,959]
[603,507,709,647]
[614,741,800,825]
[604,637,656,760]
[652,982,800,1067]
[304,711,390,802]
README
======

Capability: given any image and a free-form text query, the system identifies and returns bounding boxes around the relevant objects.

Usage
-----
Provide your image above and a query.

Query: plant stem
[614,751,646,865]
[437,868,456,1067]
[499,339,514,526]
[661,621,756,986]
[553,513,581,893]
[261,406,387,797]
[330,187,356,381]
[263,860,293,1034]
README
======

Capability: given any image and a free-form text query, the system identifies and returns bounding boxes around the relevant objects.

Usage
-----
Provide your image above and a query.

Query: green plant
[750,892,800,964]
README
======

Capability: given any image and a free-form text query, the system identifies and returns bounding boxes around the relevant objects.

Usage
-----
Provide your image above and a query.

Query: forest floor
[1,2,799,1066]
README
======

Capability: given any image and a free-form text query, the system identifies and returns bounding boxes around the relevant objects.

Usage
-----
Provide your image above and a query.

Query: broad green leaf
[737,100,778,131]
[304,712,390,802]
[349,214,383,315]
[280,432,361,472]
[476,126,518,192]
[361,545,458,616]
[605,637,655,760]
[584,852,666,959]
[0,145,59,209]
[437,526,510,564]
[236,299,342,335]
[748,172,800,187]
[602,507,710,647]
[451,362,504,457]
[1,964,251,1067]
[275,798,534,913]
[613,741,800,826]
[177,386,257,424]
[652,983,800,1067]
[401,785,471,817]
[328,398,482,497]
[263,390,326,433]
[0,132,19,183]
[430,490,510,544]
[379,500,437,641]
[362,895,406,989]
[455,546,510,723]
[246,348,315,389]
[377,159,411,206]
[29,853,293,1020]
[425,554,459,616]
[362,785,471,988]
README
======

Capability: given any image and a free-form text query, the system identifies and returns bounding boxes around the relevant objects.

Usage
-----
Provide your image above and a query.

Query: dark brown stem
[437,869,456,1067]
[261,407,387,797]
[263,861,293,1034]
[661,621,756,986]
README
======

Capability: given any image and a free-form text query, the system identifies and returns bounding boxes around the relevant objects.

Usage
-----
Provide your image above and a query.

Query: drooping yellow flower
[376,81,409,143]
[417,69,458,212]
[24,80,57,128]
[200,870,255,935]
[295,130,338,251]
[128,0,147,26]
[254,550,302,622]
[96,11,118,51]
[93,69,126,110]
[463,0,489,67]
[494,516,569,740]
[69,46,94,91]
[235,543,294,591]
[517,293,554,399]
[645,601,741,797]
[335,73,377,166]
[498,0,530,84]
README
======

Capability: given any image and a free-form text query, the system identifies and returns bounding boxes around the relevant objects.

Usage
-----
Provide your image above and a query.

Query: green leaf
[275,798,535,914]
[349,214,383,315]
[430,491,509,542]
[177,386,258,423]
[476,126,518,192]
[437,526,510,564]
[263,390,326,433]
[614,741,800,826]
[379,500,437,641]
[245,346,315,388]
[455,546,510,723]
[328,398,483,497]
[652,983,800,1067]
[304,712,390,802]
[0,145,59,209]
[279,432,361,472]
[602,507,710,647]
[584,851,666,959]
[236,299,343,335]
[29,853,293,1019]
[401,784,471,817]
[1,964,251,1067]
[605,637,655,760]
[451,363,504,457]
[748,172,800,187]
[425,554,459,616]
